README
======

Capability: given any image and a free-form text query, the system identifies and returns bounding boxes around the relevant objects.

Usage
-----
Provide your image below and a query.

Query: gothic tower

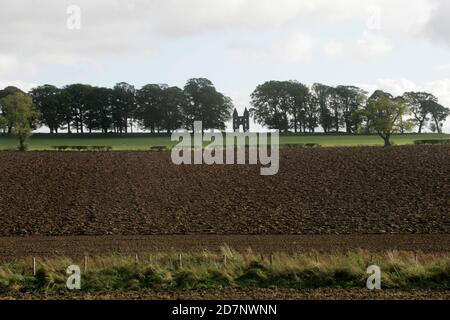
[233,108,250,132]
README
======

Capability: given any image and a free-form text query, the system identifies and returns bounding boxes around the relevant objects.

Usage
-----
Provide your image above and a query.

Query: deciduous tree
[30,85,64,133]
[364,91,408,147]
[0,92,40,150]
[183,78,233,132]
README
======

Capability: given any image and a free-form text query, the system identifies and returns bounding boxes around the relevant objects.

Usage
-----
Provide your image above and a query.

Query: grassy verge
[0,249,448,294]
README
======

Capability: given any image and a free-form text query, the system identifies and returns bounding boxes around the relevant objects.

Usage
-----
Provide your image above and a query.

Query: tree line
[250,81,449,135]
[0,78,233,135]
[0,78,449,148]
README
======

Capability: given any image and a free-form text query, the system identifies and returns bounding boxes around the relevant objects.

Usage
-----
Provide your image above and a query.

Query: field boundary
[0,235,449,259]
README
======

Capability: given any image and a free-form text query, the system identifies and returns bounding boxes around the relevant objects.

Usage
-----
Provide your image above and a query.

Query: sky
[0,0,449,132]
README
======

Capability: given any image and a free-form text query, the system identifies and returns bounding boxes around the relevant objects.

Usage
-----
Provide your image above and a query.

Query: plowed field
[0,146,449,236]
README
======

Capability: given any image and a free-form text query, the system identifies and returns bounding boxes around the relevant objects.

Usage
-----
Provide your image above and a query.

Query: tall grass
[0,248,448,294]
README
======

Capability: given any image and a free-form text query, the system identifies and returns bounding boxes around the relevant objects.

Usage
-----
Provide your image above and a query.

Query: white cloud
[359,78,450,104]
[0,80,37,92]
[425,79,450,106]
[0,0,442,72]
[232,30,314,62]
[423,0,450,47]
[436,64,450,71]
[325,32,393,58]
[0,55,19,75]
[376,78,418,96]
[354,31,393,57]
[323,39,344,57]
[276,31,314,62]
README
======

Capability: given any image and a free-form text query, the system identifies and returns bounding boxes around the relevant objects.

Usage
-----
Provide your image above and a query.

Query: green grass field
[0,133,448,151]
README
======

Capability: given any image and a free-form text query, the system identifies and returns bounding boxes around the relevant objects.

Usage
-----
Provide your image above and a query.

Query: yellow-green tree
[0,92,40,151]
[364,92,408,147]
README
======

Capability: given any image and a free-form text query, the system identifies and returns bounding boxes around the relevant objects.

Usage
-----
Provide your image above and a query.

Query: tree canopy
[0,92,40,150]
[0,79,448,140]
[363,91,409,146]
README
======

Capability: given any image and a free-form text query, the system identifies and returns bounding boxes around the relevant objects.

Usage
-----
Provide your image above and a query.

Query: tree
[328,88,344,133]
[183,78,233,132]
[0,86,25,133]
[160,86,187,133]
[84,87,113,133]
[112,82,136,133]
[311,83,333,133]
[61,84,92,133]
[402,92,437,133]
[30,85,64,133]
[334,86,367,133]
[0,92,40,150]
[136,84,165,133]
[250,81,292,133]
[364,91,408,147]
[427,101,450,134]
[136,85,188,133]
[286,81,310,133]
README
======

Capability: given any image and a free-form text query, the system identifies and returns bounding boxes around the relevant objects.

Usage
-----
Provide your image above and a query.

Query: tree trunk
[418,120,424,134]
[434,118,442,134]
[381,135,391,147]
[346,120,351,134]
[293,115,298,133]
[19,137,26,151]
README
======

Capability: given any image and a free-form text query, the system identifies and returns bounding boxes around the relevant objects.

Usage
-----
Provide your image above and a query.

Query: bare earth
[0,234,448,259]
[0,147,449,236]
[4,289,449,300]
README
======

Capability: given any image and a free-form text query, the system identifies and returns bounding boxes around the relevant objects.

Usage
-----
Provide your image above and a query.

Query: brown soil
[4,289,449,300]
[0,234,448,259]
[0,146,449,236]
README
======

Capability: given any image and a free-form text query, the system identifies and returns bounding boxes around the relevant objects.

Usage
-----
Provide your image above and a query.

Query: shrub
[150,146,167,152]
[70,146,89,151]
[89,146,112,151]
[286,144,304,149]
[305,143,321,148]
[414,139,450,145]
[53,146,69,151]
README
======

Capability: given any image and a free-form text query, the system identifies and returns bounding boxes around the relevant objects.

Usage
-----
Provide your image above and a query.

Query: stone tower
[232,108,250,132]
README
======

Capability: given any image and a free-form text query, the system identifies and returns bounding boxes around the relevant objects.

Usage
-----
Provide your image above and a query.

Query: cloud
[0,55,19,75]
[354,31,393,57]
[358,78,450,104]
[423,0,450,47]
[0,0,441,70]
[0,80,37,92]
[324,32,393,58]
[231,30,314,62]
[436,64,450,72]
[376,78,418,96]
[323,39,344,57]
